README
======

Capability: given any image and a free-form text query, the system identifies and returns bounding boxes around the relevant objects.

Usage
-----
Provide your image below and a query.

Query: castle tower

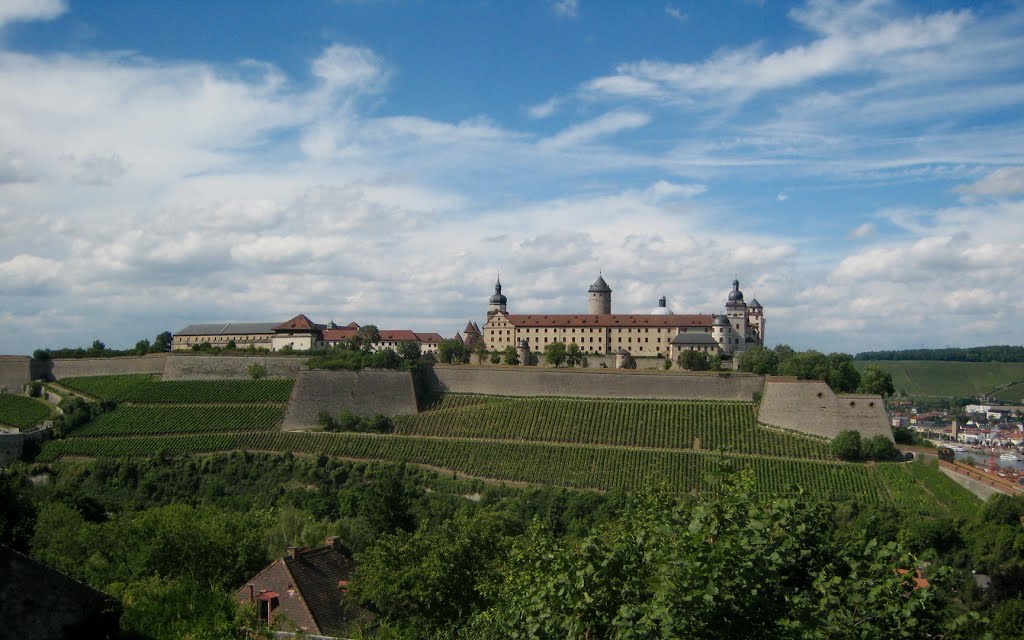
[724,278,748,353]
[588,274,612,315]
[487,278,508,317]
[747,297,764,345]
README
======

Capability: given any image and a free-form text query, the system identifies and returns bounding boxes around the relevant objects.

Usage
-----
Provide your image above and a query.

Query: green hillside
[34,376,980,515]
[854,360,1024,398]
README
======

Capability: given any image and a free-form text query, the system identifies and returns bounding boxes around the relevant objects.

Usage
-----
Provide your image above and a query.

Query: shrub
[862,435,902,462]
[27,382,42,398]
[248,363,267,380]
[830,430,862,461]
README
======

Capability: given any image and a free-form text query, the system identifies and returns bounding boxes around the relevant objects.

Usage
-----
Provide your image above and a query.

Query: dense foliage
[856,345,1024,362]
[0,393,52,429]
[32,332,172,359]
[738,346,897,396]
[319,409,395,434]
[60,376,294,403]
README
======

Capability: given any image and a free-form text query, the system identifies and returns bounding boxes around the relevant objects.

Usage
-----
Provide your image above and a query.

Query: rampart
[41,355,169,380]
[757,378,892,441]
[162,355,307,380]
[425,366,763,400]
[0,356,31,392]
[0,425,52,467]
[281,370,419,429]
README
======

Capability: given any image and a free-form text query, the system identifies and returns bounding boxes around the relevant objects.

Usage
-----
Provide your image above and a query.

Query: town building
[237,537,372,638]
[481,274,765,360]
[173,316,442,354]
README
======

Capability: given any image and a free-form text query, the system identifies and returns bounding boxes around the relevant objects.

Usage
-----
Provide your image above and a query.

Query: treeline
[855,345,1024,362]
[33,332,172,360]
[737,345,895,396]
[4,452,1023,638]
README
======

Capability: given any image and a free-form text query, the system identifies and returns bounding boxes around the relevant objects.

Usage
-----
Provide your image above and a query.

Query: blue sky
[1,0,1023,355]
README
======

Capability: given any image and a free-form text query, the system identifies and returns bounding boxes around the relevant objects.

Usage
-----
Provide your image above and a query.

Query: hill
[854,360,1024,398]
[34,374,980,516]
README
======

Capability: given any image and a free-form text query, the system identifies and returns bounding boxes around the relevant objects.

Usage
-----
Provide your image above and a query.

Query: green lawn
[855,360,1024,398]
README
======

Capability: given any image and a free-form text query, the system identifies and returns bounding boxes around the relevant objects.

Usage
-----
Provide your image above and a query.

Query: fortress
[481,274,764,361]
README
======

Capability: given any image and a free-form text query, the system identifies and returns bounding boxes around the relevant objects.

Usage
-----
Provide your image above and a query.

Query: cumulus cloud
[312,44,387,93]
[0,0,65,29]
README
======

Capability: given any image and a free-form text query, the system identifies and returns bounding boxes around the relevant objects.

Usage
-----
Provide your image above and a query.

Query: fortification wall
[162,355,307,380]
[426,366,763,400]
[281,370,419,429]
[0,425,52,467]
[757,378,892,441]
[0,356,31,392]
[44,355,168,380]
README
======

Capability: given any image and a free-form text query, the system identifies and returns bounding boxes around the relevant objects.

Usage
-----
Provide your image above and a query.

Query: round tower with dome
[487,277,508,318]
[588,273,612,315]
[650,295,672,315]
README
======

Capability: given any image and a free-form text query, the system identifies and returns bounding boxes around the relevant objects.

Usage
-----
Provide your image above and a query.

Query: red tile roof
[499,313,714,328]
[416,332,443,343]
[321,328,359,342]
[379,330,420,342]
[274,314,321,332]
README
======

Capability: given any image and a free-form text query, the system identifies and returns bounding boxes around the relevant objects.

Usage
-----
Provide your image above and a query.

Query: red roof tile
[274,314,320,332]
[378,330,420,342]
[322,328,359,342]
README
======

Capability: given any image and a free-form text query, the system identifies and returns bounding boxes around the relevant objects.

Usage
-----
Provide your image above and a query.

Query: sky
[1,0,1023,356]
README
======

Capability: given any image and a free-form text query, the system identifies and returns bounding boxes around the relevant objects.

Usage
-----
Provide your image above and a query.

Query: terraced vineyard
[36,381,978,511]
[0,393,52,429]
[60,375,293,404]
[395,396,832,459]
[75,405,285,437]
[36,431,890,499]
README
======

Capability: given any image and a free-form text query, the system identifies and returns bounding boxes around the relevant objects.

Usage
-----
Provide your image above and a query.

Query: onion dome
[713,314,730,327]
[727,278,744,303]
[650,295,673,315]
[588,274,612,293]
[489,279,507,305]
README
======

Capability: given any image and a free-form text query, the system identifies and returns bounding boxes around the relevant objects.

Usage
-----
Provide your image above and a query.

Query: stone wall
[425,366,763,401]
[0,425,52,467]
[281,370,419,429]
[42,354,169,380]
[757,378,892,441]
[163,354,307,380]
[0,355,31,392]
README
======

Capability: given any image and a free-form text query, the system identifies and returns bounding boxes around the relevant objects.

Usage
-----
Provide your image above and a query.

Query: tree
[677,349,710,371]
[438,339,469,365]
[355,325,381,353]
[134,339,151,355]
[489,350,501,364]
[471,339,489,363]
[565,343,583,368]
[737,346,780,375]
[89,339,106,353]
[151,331,173,353]
[826,353,861,393]
[543,341,567,367]
[862,435,902,461]
[830,430,863,461]
[397,340,421,364]
[502,345,520,366]
[858,365,895,397]
[247,363,267,380]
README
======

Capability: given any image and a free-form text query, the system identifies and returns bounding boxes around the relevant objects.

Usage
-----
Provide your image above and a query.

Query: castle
[481,275,764,361]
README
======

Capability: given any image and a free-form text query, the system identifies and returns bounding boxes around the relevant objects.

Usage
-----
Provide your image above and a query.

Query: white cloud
[848,222,874,239]
[541,111,650,149]
[552,0,578,18]
[0,254,61,292]
[0,0,65,29]
[665,4,686,23]
[312,44,387,93]
[776,192,788,202]
[527,96,562,119]
[959,166,1024,198]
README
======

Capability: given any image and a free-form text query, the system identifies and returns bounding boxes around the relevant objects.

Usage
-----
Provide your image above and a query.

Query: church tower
[588,273,612,315]
[487,278,508,318]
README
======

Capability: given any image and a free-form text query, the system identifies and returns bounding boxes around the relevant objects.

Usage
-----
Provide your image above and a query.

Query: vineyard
[34,381,979,512]
[396,395,832,459]
[0,394,52,430]
[74,405,286,437]
[59,376,293,404]
[36,430,892,499]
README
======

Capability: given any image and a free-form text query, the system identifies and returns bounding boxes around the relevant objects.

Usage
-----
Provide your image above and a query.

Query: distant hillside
[853,360,1024,398]
[855,346,1024,362]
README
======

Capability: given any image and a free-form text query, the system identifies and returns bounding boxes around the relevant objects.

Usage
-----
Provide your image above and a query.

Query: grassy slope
[855,360,1024,397]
